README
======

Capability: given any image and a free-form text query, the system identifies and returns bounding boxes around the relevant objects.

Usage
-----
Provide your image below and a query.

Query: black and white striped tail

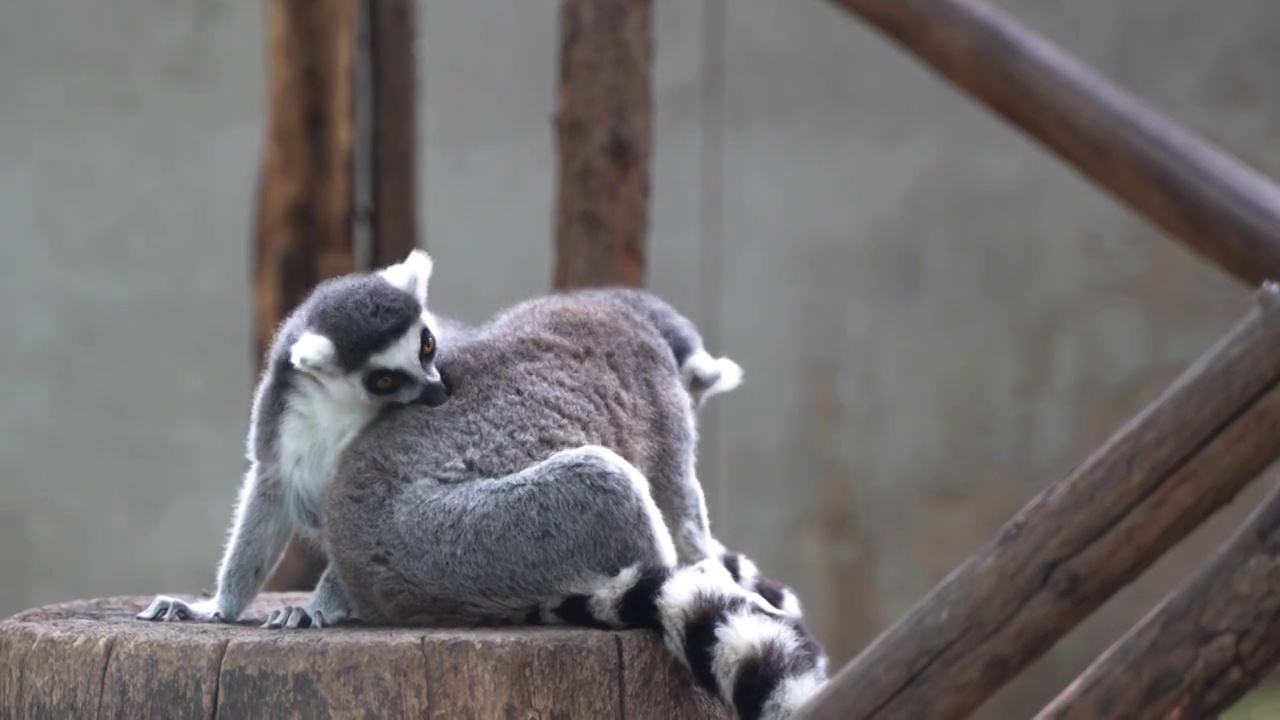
[537,559,828,720]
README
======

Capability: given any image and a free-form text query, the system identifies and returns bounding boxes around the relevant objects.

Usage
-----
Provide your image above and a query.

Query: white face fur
[287,250,445,408]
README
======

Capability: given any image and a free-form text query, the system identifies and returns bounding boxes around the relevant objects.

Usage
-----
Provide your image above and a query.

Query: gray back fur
[560,287,705,368]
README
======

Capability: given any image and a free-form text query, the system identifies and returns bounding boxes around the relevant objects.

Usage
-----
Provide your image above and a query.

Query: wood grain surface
[0,594,727,719]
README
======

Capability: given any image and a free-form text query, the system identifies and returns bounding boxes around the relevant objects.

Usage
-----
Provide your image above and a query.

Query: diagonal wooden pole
[826,0,1280,287]
[797,284,1280,719]
[1037,476,1280,719]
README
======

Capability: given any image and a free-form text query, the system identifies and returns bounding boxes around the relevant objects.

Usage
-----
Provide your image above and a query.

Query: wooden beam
[826,0,1280,287]
[1036,478,1280,719]
[368,0,419,267]
[796,284,1280,719]
[253,0,359,592]
[552,0,652,289]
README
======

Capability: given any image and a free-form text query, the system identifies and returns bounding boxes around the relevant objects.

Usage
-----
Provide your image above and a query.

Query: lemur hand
[135,595,225,623]
[261,602,347,630]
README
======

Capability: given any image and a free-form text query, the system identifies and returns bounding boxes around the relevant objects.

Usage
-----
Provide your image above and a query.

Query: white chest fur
[276,382,376,528]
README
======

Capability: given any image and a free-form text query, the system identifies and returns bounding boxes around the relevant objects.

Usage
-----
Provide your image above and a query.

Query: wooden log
[253,0,360,593]
[0,595,728,719]
[254,0,359,358]
[826,0,1280,287]
[552,0,652,289]
[368,0,419,267]
[1036,478,1280,719]
[796,284,1280,719]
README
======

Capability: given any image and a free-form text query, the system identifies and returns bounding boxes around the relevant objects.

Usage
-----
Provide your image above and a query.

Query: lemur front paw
[135,596,225,623]
[261,604,347,630]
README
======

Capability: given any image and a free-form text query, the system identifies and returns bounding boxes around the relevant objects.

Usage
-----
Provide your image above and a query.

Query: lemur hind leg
[639,405,718,567]
[647,452,819,643]
[641,413,813,634]
[323,444,680,625]
[322,444,829,718]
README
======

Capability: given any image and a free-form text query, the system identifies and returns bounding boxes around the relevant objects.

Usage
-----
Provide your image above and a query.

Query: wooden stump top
[1,593,727,719]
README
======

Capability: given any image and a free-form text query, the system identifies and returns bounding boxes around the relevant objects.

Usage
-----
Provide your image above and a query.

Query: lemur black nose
[417,379,451,407]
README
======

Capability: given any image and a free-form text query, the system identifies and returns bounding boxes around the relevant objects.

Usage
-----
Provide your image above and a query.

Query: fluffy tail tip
[682,350,744,402]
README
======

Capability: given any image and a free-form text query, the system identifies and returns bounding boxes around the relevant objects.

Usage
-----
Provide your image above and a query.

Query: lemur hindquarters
[324,443,826,720]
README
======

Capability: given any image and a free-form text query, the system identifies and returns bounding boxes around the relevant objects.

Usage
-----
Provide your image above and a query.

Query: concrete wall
[4,0,1280,715]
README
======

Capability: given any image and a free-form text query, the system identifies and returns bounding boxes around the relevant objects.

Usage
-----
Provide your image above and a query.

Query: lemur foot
[687,557,788,618]
[261,604,347,630]
[716,549,806,620]
[136,596,225,623]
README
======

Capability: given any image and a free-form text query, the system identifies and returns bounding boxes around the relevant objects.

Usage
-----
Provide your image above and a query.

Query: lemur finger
[312,610,327,628]
[135,597,168,621]
[284,607,311,629]
[262,608,286,629]
[162,600,189,621]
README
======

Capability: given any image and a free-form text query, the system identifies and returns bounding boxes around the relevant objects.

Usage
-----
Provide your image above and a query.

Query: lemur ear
[289,332,338,375]
[379,249,433,307]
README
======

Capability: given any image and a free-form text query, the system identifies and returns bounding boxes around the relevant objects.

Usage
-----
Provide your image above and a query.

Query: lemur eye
[364,370,407,395]
[420,331,436,358]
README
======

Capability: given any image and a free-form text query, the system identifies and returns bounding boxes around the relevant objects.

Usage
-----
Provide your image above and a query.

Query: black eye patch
[364,369,413,395]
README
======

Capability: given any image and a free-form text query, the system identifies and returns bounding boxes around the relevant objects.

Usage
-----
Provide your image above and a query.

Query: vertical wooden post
[253,0,359,361]
[369,0,420,267]
[254,0,419,592]
[552,0,653,288]
[253,0,359,592]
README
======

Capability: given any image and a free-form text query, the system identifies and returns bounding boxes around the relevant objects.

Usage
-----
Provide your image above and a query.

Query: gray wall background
[3,0,1278,715]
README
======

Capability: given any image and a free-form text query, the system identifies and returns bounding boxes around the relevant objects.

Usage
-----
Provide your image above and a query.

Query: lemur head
[286,250,451,408]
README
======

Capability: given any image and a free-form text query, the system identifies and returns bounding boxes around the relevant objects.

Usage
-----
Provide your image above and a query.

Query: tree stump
[0,594,728,719]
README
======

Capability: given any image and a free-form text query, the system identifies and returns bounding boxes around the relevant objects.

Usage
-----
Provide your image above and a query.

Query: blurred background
[3,0,1279,716]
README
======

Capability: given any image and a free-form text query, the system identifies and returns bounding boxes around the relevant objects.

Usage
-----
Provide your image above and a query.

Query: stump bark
[0,594,727,719]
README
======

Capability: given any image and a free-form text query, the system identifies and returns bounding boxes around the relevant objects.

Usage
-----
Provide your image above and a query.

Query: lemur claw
[262,605,345,630]
[135,596,223,623]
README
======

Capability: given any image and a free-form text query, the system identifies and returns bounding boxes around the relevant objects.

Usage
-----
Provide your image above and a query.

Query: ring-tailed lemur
[133,251,752,625]
[137,251,824,717]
